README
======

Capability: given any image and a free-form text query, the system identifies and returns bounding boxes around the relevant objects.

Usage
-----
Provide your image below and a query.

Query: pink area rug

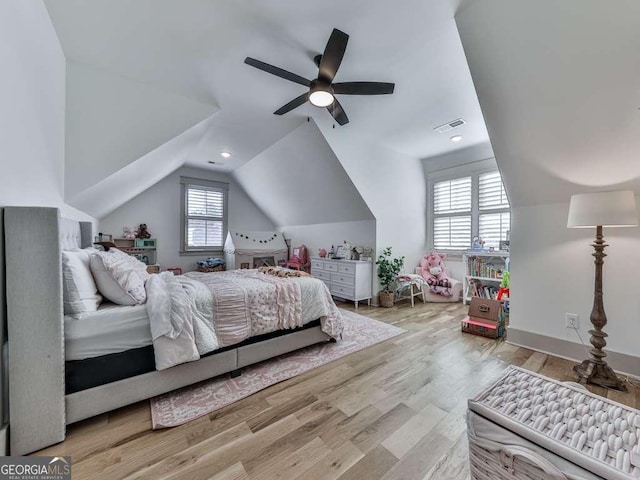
[150,309,405,428]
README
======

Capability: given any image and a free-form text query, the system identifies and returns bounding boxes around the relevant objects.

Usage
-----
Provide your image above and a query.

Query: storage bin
[468,366,640,480]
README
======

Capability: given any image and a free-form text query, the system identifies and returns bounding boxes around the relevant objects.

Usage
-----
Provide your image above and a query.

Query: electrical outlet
[566,313,579,329]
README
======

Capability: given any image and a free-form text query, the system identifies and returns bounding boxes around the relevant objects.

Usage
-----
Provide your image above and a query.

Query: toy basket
[462,317,505,338]
[462,297,507,338]
[197,264,224,273]
[468,366,640,480]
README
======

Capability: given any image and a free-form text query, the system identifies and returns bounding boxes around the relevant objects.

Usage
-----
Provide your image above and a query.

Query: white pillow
[62,248,103,315]
[90,248,149,306]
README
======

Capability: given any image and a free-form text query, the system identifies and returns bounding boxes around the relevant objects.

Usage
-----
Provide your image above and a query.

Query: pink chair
[284,244,310,272]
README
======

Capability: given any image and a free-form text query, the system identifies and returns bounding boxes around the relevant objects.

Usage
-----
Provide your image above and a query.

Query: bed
[3,207,342,455]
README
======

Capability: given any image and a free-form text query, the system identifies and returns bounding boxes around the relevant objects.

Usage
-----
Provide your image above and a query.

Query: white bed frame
[4,207,331,455]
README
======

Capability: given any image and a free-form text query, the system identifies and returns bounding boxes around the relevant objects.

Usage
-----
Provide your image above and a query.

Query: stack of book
[467,257,503,278]
[468,279,499,299]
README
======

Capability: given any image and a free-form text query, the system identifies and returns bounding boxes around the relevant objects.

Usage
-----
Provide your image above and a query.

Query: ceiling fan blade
[327,98,349,125]
[244,57,311,87]
[274,93,309,115]
[318,29,349,83]
[332,82,395,95]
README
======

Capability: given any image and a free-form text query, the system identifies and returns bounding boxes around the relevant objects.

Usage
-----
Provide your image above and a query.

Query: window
[433,177,472,250]
[478,171,510,249]
[181,177,228,253]
[430,168,510,251]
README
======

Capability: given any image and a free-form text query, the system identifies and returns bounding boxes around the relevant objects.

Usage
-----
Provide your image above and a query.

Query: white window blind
[430,168,510,251]
[434,177,472,214]
[479,171,509,210]
[182,178,228,252]
[434,216,472,251]
[432,177,472,250]
[479,212,511,249]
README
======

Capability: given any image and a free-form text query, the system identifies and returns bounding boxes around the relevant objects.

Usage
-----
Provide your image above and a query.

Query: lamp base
[573,359,627,392]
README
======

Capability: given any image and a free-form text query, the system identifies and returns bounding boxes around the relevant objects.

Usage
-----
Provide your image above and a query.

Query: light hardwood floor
[36,301,639,480]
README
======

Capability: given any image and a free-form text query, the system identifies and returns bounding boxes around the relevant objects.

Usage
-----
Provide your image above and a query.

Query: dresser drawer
[331,284,355,299]
[312,269,331,281]
[311,259,325,270]
[337,263,356,275]
[324,262,338,272]
[331,272,355,286]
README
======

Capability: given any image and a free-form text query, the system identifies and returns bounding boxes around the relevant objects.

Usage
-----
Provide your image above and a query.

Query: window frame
[428,162,510,255]
[180,176,229,255]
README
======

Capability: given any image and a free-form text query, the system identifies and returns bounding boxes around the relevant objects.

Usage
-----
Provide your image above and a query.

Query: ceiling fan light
[309,90,334,107]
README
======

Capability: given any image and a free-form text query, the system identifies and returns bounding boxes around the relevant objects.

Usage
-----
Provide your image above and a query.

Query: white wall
[233,122,374,227]
[0,0,92,222]
[68,115,219,219]
[315,118,427,276]
[510,201,640,358]
[65,61,218,200]
[281,220,376,259]
[422,142,494,175]
[99,166,275,272]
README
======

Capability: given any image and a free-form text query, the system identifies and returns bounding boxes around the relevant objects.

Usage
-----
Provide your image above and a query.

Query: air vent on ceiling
[208,161,224,166]
[434,118,466,133]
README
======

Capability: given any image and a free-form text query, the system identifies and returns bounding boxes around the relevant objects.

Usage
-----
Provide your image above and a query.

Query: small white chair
[394,275,425,308]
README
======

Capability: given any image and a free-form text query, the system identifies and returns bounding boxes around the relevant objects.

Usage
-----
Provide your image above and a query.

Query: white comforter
[145,270,343,370]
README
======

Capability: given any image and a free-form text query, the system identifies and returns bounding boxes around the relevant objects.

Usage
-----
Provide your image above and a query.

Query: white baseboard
[507,328,640,378]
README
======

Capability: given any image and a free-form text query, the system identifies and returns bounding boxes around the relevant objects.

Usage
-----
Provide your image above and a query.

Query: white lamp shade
[567,190,638,228]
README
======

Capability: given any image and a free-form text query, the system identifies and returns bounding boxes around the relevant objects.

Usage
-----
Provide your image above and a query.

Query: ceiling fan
[244,28,395,126]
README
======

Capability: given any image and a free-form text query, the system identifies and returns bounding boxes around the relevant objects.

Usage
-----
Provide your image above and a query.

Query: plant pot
[379,290,394,308]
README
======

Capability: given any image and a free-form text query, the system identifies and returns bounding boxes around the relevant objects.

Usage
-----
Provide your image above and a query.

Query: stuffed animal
[471,236,485,250]
[136,223,151,239]
[123,226,136,240]
[420,250,453,296]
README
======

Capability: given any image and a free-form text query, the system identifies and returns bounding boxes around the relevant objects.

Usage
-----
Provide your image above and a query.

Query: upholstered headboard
[4,207,92,454]
[59,217,92,251]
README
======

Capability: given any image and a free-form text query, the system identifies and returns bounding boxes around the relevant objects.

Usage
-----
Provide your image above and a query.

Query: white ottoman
[468,366,640,480]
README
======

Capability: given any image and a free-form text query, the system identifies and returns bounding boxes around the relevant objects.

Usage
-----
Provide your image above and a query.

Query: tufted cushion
[90,248,149,305]
[59,218,82,251]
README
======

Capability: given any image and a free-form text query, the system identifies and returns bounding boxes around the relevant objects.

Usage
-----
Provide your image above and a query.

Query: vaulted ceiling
[456,0,640,207]
[44,0,488,174]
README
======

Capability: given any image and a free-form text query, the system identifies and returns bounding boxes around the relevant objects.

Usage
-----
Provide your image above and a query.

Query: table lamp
[567,190,638,391]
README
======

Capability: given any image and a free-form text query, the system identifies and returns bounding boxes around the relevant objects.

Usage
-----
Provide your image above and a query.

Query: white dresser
[310,257,373,309]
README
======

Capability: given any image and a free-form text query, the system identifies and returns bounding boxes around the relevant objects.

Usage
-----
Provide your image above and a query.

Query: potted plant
[376,247,404,307]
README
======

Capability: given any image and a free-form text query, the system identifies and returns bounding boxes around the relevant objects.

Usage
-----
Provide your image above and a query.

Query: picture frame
[240,262,250,269]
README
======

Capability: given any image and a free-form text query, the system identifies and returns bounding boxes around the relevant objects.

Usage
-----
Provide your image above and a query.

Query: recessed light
[450,135,463,142]
[220,151,231,158]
